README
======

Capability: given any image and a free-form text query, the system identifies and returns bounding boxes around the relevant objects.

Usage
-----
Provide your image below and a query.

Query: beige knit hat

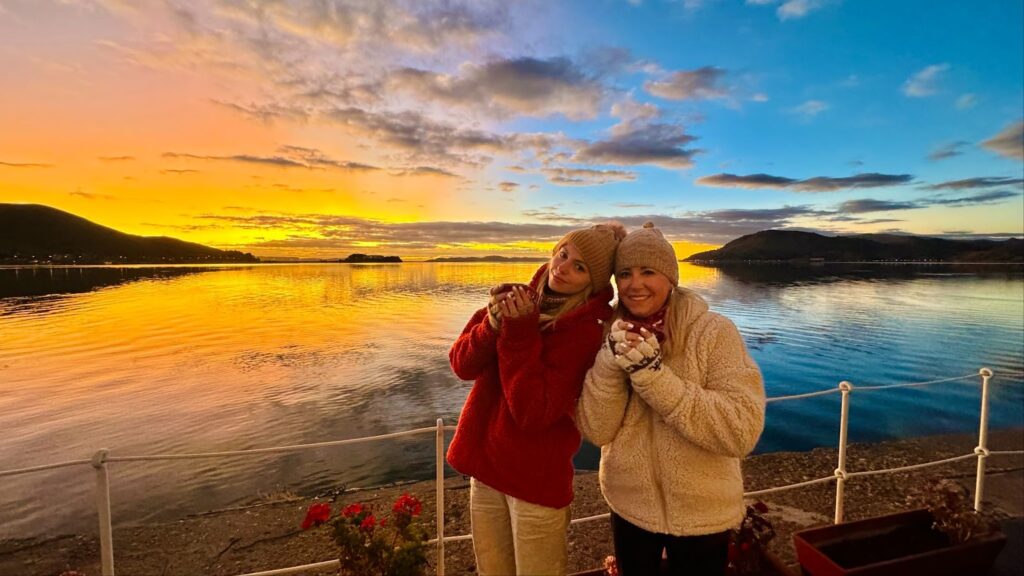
[615,221,679,286]
[553,222,627,293]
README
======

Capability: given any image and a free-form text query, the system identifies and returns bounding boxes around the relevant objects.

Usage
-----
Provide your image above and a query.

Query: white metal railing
[1,368,1022,576]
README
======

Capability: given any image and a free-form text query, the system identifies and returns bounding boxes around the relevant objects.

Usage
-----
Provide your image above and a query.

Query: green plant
[727,501,776,575]
[301,493,429,576]
[905,479,999,544]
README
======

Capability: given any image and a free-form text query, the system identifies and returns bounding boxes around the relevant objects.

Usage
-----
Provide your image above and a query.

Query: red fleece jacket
[446,264,614,508]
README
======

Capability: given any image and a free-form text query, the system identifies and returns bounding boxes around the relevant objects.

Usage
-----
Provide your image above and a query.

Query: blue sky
[0,0,1021,257]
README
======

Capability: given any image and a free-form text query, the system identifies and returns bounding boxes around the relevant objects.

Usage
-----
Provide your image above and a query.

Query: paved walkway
[979,468,1023,576]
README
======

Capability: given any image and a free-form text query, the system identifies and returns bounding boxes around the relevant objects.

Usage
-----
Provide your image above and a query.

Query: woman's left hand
[499,285,536,319]
[613,327,663,374]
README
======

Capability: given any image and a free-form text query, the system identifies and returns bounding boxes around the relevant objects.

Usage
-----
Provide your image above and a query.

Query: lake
[1,263,1022,539]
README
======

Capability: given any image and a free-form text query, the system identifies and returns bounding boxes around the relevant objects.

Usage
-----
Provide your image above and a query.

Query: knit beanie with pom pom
[553,222,627,293]
[614,221,679,286]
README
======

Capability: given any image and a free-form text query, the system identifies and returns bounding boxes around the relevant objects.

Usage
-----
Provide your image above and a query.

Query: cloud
[928,141,969,161]
[787,100,829,118]
[902,64,949,97]
[696,172,913,192]
[541,167,637,186]
[162,146,381,171]
[695,173,797,189]
[925,190,1020,206]
[777,0,826,20]
[163,152,308,169]
[613,203,654,208]
[573,107,700,169]
[837,190,1020,214]
[644,67,728,101]
[389,166,462,178]
[956,93,977,109]
[980,121,1024,161]
[498,181,519,192]
[0,160,52,168]
[161,169,200,175]
[69,190,116,200]
[924,177,1024,190]
[388,57,605,120]
[98,155,135,161]
[325,106,505,166]
[838,199,921,213]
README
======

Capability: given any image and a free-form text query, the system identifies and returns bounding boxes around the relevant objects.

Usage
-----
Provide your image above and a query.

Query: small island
[337,254,402,263]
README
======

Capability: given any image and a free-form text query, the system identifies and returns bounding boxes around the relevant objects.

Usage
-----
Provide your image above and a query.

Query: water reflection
[0,265,224,299]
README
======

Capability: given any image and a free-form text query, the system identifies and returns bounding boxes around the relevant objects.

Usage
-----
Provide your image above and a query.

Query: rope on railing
[0,458,93,478]
[854,372,976,391]
[106,426,457,463]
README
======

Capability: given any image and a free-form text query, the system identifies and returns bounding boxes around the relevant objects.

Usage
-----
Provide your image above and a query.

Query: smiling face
[547,241,592,295]
[615,266,673,318]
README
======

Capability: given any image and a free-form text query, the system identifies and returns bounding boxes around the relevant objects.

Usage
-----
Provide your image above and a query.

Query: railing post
[92,449,115,576]
[436,418,445,576]
[834,381,852,524]
[974,368,993,512]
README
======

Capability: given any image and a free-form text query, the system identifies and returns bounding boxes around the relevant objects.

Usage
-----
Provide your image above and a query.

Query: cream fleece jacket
[576,288,765,536]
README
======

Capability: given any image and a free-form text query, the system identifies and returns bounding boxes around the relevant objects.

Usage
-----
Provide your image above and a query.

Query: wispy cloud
[0,160,52,168]
[902,64,949,97]
[980,121,1024,161]
[162,146,381,171]
[924,176,1024,190]
[838,199,921,213]
[97,155,135,162]
[644,66,728,101]
[541,167,637,186]
[388,57,605,120]
[778,0,826,20]
[498,181,519,192]
[697,172,913,192]
[838,190,1020,213]
[956,93,977,109]
[69,190,116,200]
[928,141,970,161]
[787,99,829,119]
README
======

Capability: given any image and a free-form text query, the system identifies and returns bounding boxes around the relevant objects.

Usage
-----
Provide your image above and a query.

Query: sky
[0,0,1022,259]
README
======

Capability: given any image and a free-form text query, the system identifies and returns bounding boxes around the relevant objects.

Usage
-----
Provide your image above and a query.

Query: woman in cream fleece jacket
[576,222,766,576]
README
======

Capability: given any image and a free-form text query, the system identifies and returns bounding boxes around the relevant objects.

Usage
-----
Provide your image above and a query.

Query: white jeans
[470,478,571,576]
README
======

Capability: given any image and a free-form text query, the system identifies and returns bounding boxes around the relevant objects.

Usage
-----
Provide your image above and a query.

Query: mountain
[0,204,259,264]
[685,230,1022,263]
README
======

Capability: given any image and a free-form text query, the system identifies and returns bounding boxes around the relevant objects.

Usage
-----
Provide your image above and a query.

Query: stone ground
[2,428,1021,576]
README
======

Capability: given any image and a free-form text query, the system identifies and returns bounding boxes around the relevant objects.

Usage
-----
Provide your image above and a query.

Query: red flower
[392,493,423,517]
[301,503,332,530]
[359,513,377,532]
[342,503,365,518]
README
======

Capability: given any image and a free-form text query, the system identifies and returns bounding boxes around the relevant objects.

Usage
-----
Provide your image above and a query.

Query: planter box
[793,509,1007,576]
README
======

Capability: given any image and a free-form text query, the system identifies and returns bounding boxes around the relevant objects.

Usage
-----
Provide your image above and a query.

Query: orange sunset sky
[1,0,1021,259]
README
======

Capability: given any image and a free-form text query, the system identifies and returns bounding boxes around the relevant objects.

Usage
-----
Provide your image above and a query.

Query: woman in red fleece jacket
[447,223,625,576]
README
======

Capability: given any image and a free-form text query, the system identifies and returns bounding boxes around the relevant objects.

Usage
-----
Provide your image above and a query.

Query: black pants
[611,512,729,576]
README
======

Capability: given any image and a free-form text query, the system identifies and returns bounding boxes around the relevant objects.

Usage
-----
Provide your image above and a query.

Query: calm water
[1,263,1022,539]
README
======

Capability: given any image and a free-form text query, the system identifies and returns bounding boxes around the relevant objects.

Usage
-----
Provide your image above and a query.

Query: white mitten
[613,326,663,375]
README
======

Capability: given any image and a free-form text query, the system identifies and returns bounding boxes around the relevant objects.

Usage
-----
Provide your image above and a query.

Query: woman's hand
[609,321,662,374]
[487,292,504,330]
[499,285,536,320]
